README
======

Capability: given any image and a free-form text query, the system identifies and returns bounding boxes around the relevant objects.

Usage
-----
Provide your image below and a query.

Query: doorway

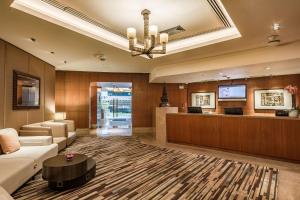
[91,82,132,136]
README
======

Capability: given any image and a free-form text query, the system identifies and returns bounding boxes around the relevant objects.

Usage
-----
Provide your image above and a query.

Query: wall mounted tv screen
[218,85,247,101]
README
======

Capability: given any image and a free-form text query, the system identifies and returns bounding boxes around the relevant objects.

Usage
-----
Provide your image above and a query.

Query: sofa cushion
[0,186,14,200]
[0,144,58,165]
[41,122,67,137]
[0,128,20,154]
[19,136,52,146]
[0,158,35,194]
[53,137,67,151]
[67,131,76,146]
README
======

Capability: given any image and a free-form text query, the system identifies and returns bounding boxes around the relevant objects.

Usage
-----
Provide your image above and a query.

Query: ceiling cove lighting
[11,0,241,59]
[127,9,168,59]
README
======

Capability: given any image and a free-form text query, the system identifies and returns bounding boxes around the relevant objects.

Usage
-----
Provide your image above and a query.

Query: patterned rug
[13,136,278,200]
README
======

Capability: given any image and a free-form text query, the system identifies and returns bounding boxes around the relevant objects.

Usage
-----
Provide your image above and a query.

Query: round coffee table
[42,154,96,190]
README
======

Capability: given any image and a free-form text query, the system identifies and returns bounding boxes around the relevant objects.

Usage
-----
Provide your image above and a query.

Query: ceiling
[0,0,152,73]
[55,0,226,42]
[10,0,240,57]
[152,58,300,83]
[1,0,300,83]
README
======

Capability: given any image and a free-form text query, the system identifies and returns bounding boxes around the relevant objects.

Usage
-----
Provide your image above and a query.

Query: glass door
[97,82,132,130]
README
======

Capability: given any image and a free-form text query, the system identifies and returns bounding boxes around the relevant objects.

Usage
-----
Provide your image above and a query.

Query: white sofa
[20,120,76,151]
[0,186,14,200]
[0,128,58,195]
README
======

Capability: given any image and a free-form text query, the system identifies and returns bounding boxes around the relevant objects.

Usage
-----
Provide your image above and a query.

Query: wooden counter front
[166,113,300,161]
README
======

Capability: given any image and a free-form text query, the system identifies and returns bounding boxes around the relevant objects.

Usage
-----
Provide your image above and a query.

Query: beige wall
[0,39,56,129]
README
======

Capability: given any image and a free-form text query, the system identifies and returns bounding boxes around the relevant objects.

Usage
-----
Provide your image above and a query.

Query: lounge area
[0,0,300,199]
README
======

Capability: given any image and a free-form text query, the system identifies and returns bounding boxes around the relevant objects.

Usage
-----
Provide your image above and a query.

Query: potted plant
[285,85,299,117]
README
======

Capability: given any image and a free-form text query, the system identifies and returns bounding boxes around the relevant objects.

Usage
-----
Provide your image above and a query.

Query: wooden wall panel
[90,85,98,125]
[4,44,29,129]
[28,56,45,124]
[0,40,5,129]
[188,74,300,115]
[56,71,187,128]
[55,71,65,112]
[0,39,55,129]
[44,63,55,121]
[57,72,299,129]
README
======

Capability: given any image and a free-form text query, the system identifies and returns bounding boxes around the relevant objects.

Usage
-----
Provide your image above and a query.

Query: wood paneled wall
[188,74,300,115]
[0,39,56,129]
[55,71,187,128]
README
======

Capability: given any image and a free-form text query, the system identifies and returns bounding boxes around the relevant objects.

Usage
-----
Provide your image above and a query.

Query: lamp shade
[149,25,158,37]
[54,112,66,121]
[127,27,136,39]
[160,33,169,44]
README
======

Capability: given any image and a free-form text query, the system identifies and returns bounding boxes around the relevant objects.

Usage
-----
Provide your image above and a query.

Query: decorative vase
[65,152,75,161]
[289,109,299,118]
[159,83,170,107]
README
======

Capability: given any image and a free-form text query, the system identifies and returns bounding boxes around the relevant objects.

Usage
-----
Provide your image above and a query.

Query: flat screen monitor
[218,85,247,101]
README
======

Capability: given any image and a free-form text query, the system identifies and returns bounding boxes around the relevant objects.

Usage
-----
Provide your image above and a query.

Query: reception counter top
[166,113,300,161]
[170,112,300,120]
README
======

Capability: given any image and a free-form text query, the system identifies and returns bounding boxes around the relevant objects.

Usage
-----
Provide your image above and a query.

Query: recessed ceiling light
[30,37,36,42]
[265,67,271,70]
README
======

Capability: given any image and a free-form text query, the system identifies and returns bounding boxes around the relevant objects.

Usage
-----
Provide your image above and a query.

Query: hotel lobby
[0,0,300,199]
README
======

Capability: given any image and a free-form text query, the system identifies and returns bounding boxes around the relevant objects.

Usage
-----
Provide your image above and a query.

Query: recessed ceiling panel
[55,0,227,41]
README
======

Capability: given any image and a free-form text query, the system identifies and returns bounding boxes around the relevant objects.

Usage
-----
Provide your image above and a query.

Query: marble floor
[90,129,300,200]
[90,128,132,136]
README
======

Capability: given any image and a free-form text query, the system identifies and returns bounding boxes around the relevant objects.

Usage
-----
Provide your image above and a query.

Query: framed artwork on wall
[13,70,40,110]
[191,92,216,109]
[254,88,292,110]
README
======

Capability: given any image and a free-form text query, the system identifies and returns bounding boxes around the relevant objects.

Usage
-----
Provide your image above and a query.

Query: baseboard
[76,128,90,136]
[132,127,153,134]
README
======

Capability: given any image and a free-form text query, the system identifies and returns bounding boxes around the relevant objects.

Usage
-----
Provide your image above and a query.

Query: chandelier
[126,9,169,59]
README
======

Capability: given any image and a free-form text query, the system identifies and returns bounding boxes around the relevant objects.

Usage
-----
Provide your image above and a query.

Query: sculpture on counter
[160,83,170,107]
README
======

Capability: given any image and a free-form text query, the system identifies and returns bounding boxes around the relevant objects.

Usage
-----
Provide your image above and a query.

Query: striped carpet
[13,136,278,200]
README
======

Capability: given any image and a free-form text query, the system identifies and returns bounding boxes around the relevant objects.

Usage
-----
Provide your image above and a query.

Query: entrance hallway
[90,82,132,135]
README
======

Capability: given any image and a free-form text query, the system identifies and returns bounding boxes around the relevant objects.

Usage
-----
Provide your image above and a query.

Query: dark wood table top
[43,154,87,167]
[43,154,88,181]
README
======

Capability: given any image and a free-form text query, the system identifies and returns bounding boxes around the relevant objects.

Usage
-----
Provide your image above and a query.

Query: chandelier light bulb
[160,33,169,44]
[127,27,136,39]
[149,25,158,37]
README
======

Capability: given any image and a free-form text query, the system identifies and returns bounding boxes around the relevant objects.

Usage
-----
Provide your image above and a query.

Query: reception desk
[166,113,300,161]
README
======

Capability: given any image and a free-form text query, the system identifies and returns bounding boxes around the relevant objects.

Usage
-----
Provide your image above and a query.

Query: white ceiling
[152,58,300,83]
[1,0,300,83]
[10,0,240,57]
[0,0,153,73]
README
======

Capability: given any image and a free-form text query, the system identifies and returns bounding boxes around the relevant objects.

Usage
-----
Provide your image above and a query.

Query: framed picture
[13,70,40,110]
[191,92,216,109]
[254,88,292,110]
